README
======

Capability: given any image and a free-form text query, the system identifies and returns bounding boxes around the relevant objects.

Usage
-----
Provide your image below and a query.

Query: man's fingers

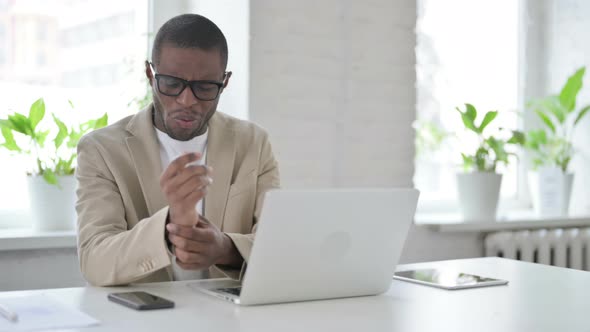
[168,234,205,252]
[171,174,212,201]
[167,223,214,242]
[167,223,195,239]
[175,248,204,265]
[160,152,201,183]
[190,224,216,242]
[166,165,212,191]
[181,188,208,208]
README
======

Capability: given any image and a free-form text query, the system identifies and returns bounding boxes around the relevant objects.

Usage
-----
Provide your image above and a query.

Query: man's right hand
[160,152,213,226]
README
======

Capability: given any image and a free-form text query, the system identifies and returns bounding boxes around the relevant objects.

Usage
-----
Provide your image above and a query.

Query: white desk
[1,257,588,331]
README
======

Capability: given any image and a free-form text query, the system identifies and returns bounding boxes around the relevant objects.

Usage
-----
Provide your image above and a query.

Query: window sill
[415,211,590,233]
[0,228,76,252]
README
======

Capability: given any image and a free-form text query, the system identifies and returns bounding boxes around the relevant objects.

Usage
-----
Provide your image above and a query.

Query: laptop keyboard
[217,287,241,296]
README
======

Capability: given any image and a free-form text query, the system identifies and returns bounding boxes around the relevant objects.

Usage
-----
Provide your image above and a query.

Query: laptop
[189,188,419,305]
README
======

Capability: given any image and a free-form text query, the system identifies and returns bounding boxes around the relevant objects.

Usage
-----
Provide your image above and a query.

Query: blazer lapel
[124,108,235,230]
[204,113,236,230]
[125,105,168,216]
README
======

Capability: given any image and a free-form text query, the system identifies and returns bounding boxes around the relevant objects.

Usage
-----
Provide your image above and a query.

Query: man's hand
[160,153,213,227]
[166,216,243,270]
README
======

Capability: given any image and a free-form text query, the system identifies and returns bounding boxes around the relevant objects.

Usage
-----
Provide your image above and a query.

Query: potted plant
[0,98,107,231]
[413,119,453,193]
[522,67,590,217]
[455,104,523,222]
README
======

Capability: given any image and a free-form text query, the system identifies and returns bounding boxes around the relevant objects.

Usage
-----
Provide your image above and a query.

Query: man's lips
[171,113,200,129]
[174,118,197,129]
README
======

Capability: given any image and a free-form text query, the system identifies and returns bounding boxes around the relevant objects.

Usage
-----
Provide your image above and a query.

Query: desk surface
[1,257,588,332]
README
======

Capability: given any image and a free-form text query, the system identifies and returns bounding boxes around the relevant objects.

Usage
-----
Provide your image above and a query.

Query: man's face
[146,46,229,141]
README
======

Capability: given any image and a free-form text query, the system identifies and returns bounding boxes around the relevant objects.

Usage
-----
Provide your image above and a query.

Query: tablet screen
[393,269,508,289]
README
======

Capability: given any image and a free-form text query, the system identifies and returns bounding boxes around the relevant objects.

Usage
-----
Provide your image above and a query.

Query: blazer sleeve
[223,132,280,279]
[76,136,172,286]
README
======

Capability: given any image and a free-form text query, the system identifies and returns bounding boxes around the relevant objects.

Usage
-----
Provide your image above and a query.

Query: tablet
[393,268,508,290]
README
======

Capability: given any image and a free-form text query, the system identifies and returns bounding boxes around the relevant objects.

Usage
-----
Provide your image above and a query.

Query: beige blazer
[76,105,280,286]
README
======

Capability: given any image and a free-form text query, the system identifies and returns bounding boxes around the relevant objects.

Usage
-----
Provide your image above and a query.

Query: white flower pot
[456,172,502,222]
[27,175,77,231]
[528,167,573,217]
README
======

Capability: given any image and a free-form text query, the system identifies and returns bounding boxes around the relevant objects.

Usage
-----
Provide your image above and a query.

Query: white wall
[249,0,416,188]
[0,248,84,291]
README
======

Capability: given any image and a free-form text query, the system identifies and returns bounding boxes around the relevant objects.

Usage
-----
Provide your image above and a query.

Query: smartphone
[393,268,508,290]
[107,291,175,310]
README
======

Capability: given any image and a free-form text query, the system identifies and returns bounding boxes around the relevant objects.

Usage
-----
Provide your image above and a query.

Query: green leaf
[507,131,525,145]
[561,156,571,173]
[541,96,566,124]
[478,111,498,133]
[535,109,556,133]
[67,129,84,148]
[54,158,64,175]
[474,147,490,171]
[79,120,92,133]
[574,104,590,126]
[64,154,76,174]
[456,104,478,133]
[0,119,15,131]
[559,67,585,112]
[525,130,547,150]
[8,113,33,136]
[68,100,75,109]
[530,97,565,124]
[52,114,68,149]
[94,113,108,129]
[36,130,50,148]
[0,126,21,152]
[42,169,58,186]
[488,137,508,163]
[28,98,45,131]
[55,155,76,175]
[461,153,474,172]
[465,103,477,121]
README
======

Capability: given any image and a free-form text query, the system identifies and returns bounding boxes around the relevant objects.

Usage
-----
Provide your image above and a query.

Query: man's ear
[145,60,153,85]
[222,71,232,88]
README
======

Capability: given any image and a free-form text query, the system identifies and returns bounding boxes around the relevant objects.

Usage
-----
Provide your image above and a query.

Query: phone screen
[393,269,508,290]
[108,291,175,310]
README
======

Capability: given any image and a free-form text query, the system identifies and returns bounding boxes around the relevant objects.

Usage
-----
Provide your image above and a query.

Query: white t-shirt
[155,127,209,281]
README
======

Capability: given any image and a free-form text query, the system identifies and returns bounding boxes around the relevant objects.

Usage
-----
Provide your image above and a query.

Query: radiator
[484,228,590,271]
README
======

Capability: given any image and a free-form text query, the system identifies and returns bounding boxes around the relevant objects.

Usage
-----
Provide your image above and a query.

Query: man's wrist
[217,233,242,267]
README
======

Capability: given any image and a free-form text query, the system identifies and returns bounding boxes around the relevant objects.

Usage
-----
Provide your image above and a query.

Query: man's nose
[176,85,198,106]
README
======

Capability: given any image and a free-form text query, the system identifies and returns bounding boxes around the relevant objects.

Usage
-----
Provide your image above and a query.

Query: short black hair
[151,14,228,69]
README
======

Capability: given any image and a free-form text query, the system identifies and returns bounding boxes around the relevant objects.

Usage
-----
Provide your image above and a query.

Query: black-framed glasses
[149,62,228,101]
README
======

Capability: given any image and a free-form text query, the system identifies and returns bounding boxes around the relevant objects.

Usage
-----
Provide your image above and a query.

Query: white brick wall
[249,0,416,188]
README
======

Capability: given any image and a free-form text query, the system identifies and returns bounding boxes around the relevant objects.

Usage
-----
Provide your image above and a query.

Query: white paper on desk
[0,294,99,331]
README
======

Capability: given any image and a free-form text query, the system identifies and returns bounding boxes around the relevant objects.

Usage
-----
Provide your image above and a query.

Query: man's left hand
[166,217,243,270]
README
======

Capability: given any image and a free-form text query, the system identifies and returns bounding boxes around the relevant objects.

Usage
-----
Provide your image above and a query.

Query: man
[76,14,280,286]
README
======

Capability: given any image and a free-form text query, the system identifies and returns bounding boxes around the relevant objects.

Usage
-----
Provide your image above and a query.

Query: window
[0,0,148,220]
[0,0,249,227]
[414,0,522,212]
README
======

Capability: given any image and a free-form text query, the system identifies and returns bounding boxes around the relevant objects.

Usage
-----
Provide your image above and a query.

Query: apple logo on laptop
[320,231,351,261]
